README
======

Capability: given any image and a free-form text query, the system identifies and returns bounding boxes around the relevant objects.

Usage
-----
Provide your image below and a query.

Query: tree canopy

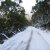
[0,0,28,44]
[32,0,50,28]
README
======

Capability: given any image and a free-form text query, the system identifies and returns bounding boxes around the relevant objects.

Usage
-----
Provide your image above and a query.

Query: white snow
[0,26,50,50]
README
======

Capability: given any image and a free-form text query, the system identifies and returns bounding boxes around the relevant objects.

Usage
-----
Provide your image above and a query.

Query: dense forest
[0,0,29,44]
[32,0,50,29]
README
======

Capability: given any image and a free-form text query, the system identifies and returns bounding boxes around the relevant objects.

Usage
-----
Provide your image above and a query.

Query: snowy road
[0,26,50,50]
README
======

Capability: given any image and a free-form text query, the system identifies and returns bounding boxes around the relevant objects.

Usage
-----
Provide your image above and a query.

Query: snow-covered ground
[0,26,50,50]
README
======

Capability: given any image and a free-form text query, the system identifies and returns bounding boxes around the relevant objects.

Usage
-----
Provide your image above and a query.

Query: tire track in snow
[25,30,33,50]
[37,32,50,46]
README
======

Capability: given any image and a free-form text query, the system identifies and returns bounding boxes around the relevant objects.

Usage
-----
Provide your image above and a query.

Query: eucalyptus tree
[32,0,50,28]
[0,0,28,44]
